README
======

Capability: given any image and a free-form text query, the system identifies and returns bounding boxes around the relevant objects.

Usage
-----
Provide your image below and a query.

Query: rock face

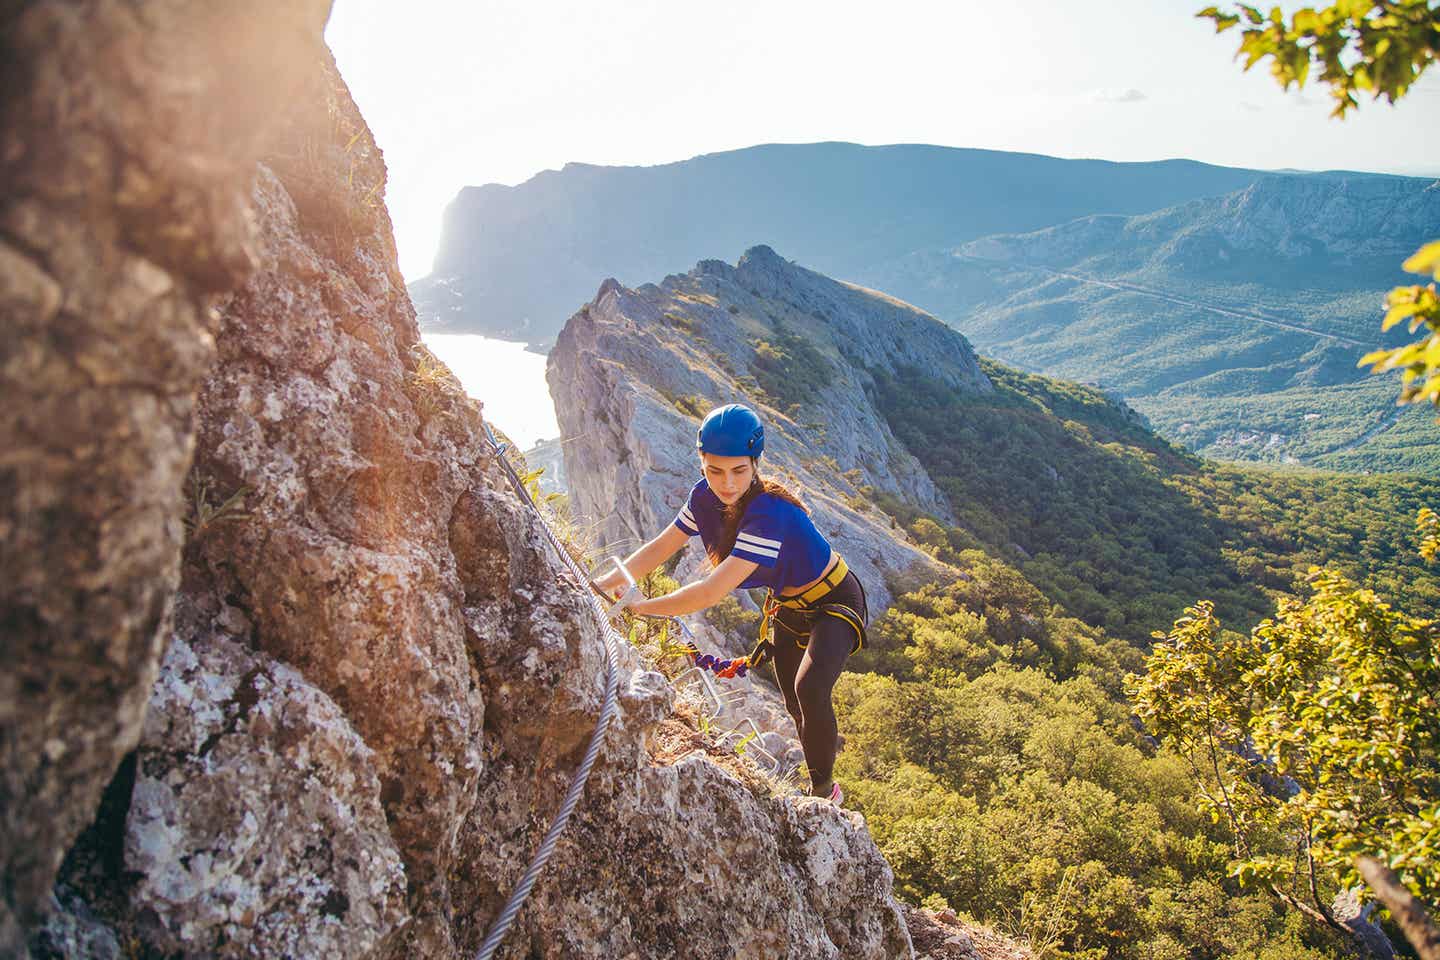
[124,607,408,958]
[547,244,988,618]
[0,1,332,952]
[959,172,1440,276]
[6,6,917,959]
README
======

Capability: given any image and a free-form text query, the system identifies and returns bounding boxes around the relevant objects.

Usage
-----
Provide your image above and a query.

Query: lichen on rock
[124,609,408,957]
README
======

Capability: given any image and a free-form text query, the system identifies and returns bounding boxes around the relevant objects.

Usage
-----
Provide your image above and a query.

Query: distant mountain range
[867,173,1440,472]
[413,141,1438,473]
[411,142,1258,343]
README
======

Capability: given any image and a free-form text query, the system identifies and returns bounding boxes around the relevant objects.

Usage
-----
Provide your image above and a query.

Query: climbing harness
[473,422,624,960]
[759,556,867,655]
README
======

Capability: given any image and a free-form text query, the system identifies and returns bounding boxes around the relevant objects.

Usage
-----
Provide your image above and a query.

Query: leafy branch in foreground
[1360,242,1440,415]
[1198,1,1440,118]
[1128,567,1440,955]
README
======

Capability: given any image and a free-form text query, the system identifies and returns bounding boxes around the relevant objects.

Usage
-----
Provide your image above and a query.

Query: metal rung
[715,717,785,776]
[670,666,723,720]
[722,716,764,741]
[716,733,780,776]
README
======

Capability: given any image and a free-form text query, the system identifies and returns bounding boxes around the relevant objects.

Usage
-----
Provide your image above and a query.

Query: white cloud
[1094,88,1148,103]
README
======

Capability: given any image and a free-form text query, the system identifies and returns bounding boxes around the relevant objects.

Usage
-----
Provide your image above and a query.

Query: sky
[324,0,1440,281]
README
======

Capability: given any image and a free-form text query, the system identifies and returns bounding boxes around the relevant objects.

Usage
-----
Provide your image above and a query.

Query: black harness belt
[750,557,867,669]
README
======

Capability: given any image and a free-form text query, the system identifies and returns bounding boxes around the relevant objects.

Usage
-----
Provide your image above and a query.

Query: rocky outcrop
[124,608,408,958]
[905,905,1033,960]
[548,245,986,621]
[959,172,1440,275]
[0,1,332,952]
[6,6,918,959]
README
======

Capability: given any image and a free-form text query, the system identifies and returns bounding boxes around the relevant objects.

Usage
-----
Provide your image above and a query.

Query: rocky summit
[548,244,991,620]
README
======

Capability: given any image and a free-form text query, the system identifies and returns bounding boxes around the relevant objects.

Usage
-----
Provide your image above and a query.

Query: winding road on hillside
[954,254,1367,347]
[952,253,1410,460]
[1322,406,1406,457]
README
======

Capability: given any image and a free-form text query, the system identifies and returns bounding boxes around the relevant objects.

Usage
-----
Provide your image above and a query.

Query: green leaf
[1404,241,1440,281]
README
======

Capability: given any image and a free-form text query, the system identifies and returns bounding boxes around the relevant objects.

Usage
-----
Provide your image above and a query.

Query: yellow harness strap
[757,557,862,658]
[816,602,866,653]
[776,556,849,609]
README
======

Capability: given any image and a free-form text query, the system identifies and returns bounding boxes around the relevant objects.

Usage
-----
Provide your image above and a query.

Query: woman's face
[701,453,755,505]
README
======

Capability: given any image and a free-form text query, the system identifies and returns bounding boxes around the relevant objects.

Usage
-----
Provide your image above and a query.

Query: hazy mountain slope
[413,142,1259,341]
[868,173,1440,471]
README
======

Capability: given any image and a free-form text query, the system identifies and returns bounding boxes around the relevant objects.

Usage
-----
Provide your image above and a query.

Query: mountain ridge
[413,141,1262,341]
[546,243,985,621]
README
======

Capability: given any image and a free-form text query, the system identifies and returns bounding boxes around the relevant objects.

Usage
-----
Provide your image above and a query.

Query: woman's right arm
[593,524,690,594]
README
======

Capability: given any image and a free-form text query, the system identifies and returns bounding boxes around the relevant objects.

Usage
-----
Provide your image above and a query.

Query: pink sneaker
[827,782,843,807]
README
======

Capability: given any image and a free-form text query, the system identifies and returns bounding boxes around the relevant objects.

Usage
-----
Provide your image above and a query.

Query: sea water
[421,333,558,449]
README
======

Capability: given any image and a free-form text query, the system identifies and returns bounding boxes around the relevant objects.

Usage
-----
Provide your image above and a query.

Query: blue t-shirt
[672,479,832,591]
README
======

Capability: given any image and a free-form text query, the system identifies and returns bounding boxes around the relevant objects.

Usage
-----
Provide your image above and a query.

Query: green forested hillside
[825,354,1439,957]
[837,589,1364,959]
[865,358,1440,645]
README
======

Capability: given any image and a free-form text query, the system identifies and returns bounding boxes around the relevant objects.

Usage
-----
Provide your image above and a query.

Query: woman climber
[592,403,868,806]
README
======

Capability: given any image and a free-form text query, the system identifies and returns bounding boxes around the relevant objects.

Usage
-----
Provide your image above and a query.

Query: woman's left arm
[629,555,757,617]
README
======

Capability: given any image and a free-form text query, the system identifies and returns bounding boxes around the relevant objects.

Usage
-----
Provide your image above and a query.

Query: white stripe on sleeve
[736,531,782,550]
[732,542,779,559]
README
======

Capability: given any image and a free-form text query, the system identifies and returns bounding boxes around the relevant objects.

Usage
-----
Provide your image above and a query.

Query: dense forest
[789,351,1440,958]
[864,357,1440,647]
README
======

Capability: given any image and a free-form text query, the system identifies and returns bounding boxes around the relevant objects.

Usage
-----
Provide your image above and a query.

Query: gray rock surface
[7,15,919,959]
[0,2,332,953]
[547,244,986,619]
[125,612,408,958]
[492,721,914,959]
[29,890,121,960]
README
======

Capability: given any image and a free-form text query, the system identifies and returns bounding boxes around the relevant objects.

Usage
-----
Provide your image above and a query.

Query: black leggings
[769,570,867,794]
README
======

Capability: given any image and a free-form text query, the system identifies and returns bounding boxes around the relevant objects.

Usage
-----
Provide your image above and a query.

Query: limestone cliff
[547,245,992,621]
[4,3,917,959]
[961,173,1440,272]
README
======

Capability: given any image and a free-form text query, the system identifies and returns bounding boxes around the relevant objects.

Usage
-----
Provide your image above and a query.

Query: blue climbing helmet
[696,403,765,459]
